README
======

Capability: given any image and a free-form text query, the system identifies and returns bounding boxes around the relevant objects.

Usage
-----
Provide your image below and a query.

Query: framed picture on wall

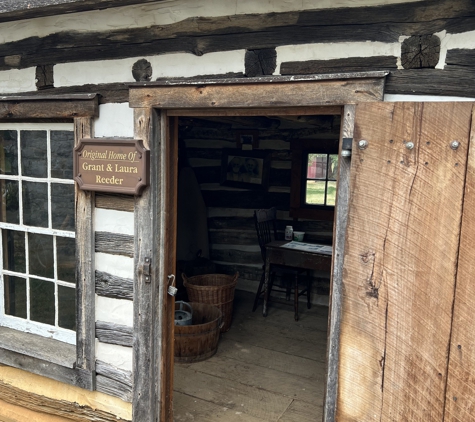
[220,149,270,190]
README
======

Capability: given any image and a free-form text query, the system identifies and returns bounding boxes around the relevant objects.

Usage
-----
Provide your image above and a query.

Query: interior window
[290,136,339,220]
[0,124,76,344]
[304,153,338,206]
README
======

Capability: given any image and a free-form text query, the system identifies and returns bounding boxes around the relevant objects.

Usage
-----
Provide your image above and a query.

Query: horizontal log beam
[446,48,475,67]
[0,0,474,69]
[0,379,126,421]
[96,321,133,347]
[96,360,132,402]
[0,0,162,23]
[0,94,98,119]
[385,67,475,97]
[203,190,290,211]
[95,270,133,300]
[208,216,333,233]
[96,193,135,212]
[0,348,93,390]
[95,232,134,257]
[130,77,385,109]
[280,56,397,75]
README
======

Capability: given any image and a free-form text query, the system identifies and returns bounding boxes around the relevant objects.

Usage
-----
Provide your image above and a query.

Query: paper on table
[281,241,332,255]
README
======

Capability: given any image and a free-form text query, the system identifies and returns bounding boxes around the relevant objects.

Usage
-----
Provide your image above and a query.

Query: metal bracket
[141,257,151,283]
[342,137,353,151]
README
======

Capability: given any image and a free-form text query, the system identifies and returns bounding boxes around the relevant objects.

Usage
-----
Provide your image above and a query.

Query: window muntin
[304,153,338,206]
[0,123,76,344]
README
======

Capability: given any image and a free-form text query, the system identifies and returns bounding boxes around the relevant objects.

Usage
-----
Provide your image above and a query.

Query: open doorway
[173,112,341,421]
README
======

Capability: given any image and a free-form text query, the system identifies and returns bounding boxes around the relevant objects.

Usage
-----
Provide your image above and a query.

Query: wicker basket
[182,272,238,332]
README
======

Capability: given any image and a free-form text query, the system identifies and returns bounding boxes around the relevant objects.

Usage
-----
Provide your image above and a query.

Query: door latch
[140,257,151,282]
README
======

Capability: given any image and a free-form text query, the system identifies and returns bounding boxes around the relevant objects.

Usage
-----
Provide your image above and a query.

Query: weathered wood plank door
[444,107,475,421]
[337,102,474,421]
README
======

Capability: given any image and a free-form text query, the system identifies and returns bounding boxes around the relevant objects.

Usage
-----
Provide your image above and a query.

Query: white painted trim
[55,50,245,87]
[95,252,134,279]
[95,295,133,327]
[94,208,134,236]
[0,314,76,343]
[0,124,77,343]
[95,340,133,372]
[0,123,73,130]
[95,103,134,137]
[0,68,36,94]
[0,223,75,237]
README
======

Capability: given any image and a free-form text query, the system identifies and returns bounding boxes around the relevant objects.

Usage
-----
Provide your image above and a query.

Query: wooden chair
[252,207,311,321]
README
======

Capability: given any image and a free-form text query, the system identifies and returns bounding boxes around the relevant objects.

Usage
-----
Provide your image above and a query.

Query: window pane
[327,181,337,206]
[3,275,26,318]
[2,230,26,273]
[305,180,326,205]
[307,153,327,180]
[51,131,74,179]
[328,155,338,181]
[58,285,76,330]
[51,184,75,231]
[23,181,48,227]
[1,180,19,224]
[28,233,54,279]
[0,130,18,175]
[21,130,47,178]
[30,278,55,325]
[57,237,75,284]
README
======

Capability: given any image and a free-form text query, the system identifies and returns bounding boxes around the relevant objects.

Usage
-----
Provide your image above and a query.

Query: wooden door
[337,102,474,421]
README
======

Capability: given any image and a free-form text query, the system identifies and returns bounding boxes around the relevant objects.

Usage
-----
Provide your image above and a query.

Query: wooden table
[263,241,332,318]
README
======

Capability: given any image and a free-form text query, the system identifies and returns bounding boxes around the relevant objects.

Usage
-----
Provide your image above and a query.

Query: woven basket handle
[182,273,189,288]
[232,272,239,283]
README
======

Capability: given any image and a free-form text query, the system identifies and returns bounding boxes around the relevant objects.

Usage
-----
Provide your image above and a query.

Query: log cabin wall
[179,115,340,300]
[0,0,475,421]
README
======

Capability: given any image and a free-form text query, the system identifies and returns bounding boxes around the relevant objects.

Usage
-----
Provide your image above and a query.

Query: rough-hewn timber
[0,1,474,71]
[96,321,133,347]
[95,232,134,257]
[0,378,130,421]
[95,270,133,300]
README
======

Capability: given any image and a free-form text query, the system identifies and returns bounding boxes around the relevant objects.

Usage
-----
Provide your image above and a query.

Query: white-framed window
[0,123,76,344]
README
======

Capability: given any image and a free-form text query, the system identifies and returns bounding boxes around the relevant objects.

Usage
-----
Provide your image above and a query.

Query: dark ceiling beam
[0,0,164,23]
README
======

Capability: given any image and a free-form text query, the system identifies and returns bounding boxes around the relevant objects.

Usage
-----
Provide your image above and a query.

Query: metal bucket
[175,301,193,326]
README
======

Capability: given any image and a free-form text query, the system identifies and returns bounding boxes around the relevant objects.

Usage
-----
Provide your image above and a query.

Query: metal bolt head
[358,140,368,150]
[451,141,460,150]
[405,142,415,150]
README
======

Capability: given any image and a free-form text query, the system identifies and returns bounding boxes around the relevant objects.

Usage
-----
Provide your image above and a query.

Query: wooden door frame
[130,72,386,422]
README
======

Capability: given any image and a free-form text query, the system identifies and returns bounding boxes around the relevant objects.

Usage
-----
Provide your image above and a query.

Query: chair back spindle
[254,207,278,263]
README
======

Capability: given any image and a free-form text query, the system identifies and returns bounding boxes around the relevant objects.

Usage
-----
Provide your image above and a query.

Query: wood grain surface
[338,102,473,421]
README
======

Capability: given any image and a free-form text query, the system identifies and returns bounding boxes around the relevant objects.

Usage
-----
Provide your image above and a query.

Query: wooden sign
[74,138,150,195]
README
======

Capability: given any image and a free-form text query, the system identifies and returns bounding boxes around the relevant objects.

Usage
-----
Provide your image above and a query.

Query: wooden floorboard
[173,290,328,421]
